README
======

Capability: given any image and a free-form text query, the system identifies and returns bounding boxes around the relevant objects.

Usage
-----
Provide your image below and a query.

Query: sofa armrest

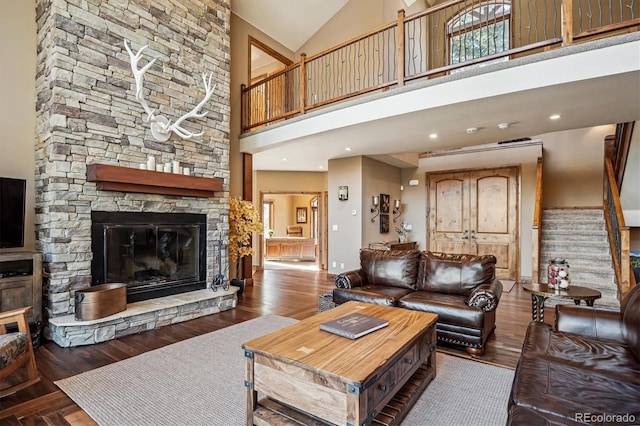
[335,270,368,289]
[467,279,503,312]
[555,304,625,343]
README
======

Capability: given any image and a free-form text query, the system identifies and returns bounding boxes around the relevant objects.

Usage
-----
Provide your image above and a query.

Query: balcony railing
[241,0,639,133]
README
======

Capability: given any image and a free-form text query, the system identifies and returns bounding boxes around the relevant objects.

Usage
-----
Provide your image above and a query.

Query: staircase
[539,208,620,309]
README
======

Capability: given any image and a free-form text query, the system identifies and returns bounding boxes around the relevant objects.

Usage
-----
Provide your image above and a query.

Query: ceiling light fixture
[549,114,561,120]
[429,133,438,139]
[282,157,287,161]
[345,147,352,151]
[498,123,510,129]
[466,127,478,134]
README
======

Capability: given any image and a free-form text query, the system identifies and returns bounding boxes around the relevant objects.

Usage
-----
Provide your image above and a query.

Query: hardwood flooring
[0,267,543,425]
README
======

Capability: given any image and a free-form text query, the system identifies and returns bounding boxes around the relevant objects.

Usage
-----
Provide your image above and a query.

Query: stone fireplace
[34,0,232,346]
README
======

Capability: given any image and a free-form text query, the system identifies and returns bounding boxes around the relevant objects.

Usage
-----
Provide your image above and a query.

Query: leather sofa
[333,249,503,356]
[507,284,640,425]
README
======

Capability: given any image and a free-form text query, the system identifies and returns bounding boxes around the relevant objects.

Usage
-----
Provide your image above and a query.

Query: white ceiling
[231,0,349,51]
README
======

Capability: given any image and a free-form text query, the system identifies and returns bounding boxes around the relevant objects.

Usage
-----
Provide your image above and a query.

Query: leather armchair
[507,284,640,425]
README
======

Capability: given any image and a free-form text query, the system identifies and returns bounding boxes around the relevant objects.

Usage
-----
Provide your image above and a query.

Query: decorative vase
[231,278,245,295]
[547,258,570,290]
[398,235,407,243]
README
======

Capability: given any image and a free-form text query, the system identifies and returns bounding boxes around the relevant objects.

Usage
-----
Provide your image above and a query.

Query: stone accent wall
[34,0,231,325]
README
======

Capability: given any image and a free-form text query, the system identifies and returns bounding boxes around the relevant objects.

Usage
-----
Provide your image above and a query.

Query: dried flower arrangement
[228,198,264,280]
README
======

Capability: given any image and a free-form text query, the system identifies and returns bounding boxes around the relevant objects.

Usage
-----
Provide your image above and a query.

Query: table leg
[574,300,581,305]
[530,295,546,322]
[585,300,595,307]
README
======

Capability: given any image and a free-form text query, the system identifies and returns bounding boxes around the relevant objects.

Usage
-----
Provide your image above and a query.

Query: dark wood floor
[0,267,542,425]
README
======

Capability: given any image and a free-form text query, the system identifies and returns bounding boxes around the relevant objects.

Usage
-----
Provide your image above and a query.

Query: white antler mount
[124,40,216,141]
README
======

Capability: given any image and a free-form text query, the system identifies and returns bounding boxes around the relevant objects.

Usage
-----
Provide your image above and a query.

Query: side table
[522,283,601,322]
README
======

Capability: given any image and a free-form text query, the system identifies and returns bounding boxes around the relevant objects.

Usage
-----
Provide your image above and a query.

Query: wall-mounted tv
[0,177,26,248]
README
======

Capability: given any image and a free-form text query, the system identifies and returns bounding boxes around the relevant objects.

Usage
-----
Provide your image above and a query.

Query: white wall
[0,0,36,252]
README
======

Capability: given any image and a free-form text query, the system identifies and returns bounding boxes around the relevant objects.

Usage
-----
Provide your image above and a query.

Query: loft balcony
[239,0,640,171]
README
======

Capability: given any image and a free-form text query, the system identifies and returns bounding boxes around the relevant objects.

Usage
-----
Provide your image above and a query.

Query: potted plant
[228,198,264,294]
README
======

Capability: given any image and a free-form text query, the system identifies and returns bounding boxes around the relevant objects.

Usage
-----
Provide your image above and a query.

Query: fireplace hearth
[91,211,207,303]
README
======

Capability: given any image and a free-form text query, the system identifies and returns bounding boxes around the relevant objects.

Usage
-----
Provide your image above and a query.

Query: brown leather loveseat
[333,249,503,355]
[507,284,640,425]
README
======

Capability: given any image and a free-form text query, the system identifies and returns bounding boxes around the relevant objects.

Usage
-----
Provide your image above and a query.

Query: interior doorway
[258,191,326,272]
[249,36,291,84]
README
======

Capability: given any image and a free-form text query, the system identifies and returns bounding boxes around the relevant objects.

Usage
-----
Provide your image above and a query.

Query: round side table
[522,283,602,322]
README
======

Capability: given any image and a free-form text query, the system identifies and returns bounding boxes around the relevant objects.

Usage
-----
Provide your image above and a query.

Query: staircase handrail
[532,157,543,283]
[603,157,631,299]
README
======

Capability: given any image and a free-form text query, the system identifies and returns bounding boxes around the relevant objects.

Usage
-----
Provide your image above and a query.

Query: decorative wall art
[380,214,390,233]
[296,207,307,223]
[338,186,348,201]
[380,193,390,214]
[124,40,216,141]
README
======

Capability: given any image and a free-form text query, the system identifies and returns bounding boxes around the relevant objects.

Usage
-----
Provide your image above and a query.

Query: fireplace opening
[91,211,207,303]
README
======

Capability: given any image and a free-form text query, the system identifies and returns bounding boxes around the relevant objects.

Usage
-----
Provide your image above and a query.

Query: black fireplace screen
[91,212,207,302]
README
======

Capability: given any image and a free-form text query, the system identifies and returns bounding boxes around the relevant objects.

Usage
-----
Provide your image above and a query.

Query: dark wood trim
[249,36,292,84]
[242,153,254,285]
[86,164,222,197]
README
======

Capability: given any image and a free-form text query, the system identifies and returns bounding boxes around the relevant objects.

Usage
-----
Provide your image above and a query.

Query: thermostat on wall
[409,179,419,186]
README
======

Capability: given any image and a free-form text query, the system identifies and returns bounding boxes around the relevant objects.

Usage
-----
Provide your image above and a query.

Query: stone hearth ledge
[48,288,238,347]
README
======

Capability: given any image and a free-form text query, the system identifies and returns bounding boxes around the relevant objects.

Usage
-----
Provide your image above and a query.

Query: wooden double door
[427,167,518,280]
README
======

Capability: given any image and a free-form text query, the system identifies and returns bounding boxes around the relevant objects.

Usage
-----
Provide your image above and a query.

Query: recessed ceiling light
[549,114,561,120]
[282,157,287,161]
[466,127,478,134]
[429,133,438,139]
[345,147,352,151]
[498,123,510,129]
[318,165,324,169]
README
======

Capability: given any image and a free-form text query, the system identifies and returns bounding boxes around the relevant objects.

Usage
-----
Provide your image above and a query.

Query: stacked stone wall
[34,0,231,322]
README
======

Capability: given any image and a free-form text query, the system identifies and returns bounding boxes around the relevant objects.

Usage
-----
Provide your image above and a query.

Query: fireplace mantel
[87,163,223,197]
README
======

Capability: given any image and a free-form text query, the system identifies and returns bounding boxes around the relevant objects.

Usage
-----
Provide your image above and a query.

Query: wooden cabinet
[0,252,42,323]
[264,238,316,261]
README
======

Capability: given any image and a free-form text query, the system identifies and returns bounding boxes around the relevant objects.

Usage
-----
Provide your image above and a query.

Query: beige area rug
[56,315,514,426]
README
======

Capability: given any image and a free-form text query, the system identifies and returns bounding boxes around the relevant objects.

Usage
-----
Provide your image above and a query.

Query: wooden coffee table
[523,283,602,322]
[242,301,438,426]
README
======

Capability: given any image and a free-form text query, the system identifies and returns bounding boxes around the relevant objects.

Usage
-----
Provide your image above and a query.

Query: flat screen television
[0,177,26,248]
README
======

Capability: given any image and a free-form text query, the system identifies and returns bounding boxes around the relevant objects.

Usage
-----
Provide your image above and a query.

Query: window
[448,1,511,67]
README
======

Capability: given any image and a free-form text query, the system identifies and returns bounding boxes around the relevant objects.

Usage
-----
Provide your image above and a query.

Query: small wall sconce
[370,195,380,222]
[393,199,402,222]
[338,186,348,201]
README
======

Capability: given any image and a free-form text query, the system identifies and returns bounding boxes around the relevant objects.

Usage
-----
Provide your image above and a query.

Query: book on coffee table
[319,313,389,339]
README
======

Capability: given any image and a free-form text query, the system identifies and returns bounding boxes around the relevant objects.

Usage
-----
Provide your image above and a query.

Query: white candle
[163,163,171,173]
[146,156,155,171]
[139,163,147,170]
[183,167,190,176]
[155,164,163,172]
[172,160,180,174]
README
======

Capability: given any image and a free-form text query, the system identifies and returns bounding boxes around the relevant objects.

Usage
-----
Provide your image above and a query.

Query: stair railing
[603,157,632,299]
[532,157,543,284]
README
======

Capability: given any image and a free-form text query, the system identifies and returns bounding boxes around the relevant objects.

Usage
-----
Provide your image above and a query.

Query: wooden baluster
[396,9,406,87]
[562,0,573,46]
[299,53,307,115]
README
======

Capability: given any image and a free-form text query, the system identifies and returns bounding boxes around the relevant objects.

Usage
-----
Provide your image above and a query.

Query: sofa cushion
[359,248,420,290]
[398,291,485,328]
[333,285,414,306]
[416,252,496,296]
[509,322,640,425]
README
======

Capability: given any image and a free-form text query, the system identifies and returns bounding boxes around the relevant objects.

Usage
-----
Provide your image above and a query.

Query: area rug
[56,315,514,426]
